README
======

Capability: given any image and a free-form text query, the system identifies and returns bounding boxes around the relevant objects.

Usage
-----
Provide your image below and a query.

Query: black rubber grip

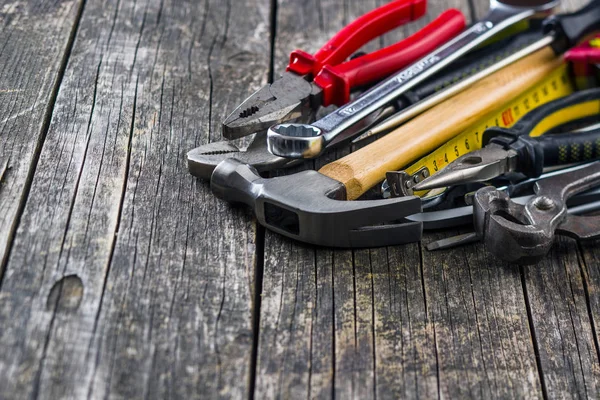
[508,129,600,177]
[544,0,600,53]
[537,129,600,165]
[483,88,600,145]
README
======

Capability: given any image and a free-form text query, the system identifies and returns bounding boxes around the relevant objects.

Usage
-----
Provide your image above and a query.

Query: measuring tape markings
[404,65,577,196]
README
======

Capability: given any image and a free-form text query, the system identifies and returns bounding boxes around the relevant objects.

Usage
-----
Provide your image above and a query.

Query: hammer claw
[212,158,423,248]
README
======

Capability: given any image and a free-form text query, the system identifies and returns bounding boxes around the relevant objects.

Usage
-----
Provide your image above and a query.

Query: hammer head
[212,159,423,248]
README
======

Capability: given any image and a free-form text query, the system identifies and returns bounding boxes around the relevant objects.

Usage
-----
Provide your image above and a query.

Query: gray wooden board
[0,0,84,274]
[1,0,600,398]
[0,0,270,398]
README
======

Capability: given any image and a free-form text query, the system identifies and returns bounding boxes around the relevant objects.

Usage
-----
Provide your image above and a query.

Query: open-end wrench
[266,0,600,160]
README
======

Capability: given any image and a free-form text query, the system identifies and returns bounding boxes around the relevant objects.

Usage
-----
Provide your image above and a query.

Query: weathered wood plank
[0,0,271,397]
[255,1,472,399]
[421,229,543,398]
[0,0,84,269]
[525,238,600,398]
[467,1,600,398]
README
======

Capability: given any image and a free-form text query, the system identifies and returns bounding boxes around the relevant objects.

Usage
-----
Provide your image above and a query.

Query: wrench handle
[314,9,466,107]
[319,47,562,200]
[287,0,426,76]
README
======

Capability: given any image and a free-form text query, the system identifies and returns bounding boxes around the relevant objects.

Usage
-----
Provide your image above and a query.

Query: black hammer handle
[544,0,600,53]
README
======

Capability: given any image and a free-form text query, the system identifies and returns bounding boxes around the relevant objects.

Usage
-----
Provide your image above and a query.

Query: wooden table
[0,0,598,398]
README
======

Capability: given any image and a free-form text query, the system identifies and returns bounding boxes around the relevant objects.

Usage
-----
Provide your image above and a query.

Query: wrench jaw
[211,158,423,248]
[187,131,302,180]
[267,123,327,159]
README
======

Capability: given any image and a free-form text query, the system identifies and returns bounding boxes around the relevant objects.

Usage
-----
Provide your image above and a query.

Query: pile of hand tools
[188,0,600,264]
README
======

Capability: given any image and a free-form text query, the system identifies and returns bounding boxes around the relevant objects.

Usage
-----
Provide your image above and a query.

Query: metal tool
[187,132,299,179]
[384,64,574,197]
[222,1,465,139]
[210,159,422,248]
[353,25,547,143]
[205,51,557,248]
[471,161,600,264]
[413,88,600,191]
[409,161,600,229]
[188,30,544,179]
[267,0,565,159]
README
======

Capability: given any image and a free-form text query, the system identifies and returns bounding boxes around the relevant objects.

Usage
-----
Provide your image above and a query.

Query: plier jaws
[222,1,466,139]
[473,162,600,264]
[222,72,318,139]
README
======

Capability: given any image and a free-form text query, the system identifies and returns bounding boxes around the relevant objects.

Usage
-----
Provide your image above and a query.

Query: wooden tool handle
[319,46,563,200]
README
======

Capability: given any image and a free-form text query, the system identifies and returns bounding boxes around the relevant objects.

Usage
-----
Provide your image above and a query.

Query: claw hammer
[211,47,563,247]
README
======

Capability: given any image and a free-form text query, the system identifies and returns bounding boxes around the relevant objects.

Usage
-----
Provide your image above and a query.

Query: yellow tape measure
[404,65,575,196]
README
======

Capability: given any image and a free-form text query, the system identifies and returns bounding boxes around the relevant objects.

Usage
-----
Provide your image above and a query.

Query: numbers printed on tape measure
[405,66,574,186]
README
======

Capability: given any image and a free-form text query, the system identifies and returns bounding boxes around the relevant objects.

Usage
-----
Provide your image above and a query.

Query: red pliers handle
[287,0,466,106]
[565,34,600,89]
[222,0,465,138]
[287,0,428,77]
[565,34,600,63]
[315,9,466,106]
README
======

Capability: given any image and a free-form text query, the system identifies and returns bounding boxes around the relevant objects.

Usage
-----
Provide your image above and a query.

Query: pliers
[471,161,600,264]
[221,1,466,139]
[413,88,600,191]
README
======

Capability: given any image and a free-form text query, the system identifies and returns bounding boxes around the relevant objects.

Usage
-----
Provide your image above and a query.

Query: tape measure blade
[404,65,575,196]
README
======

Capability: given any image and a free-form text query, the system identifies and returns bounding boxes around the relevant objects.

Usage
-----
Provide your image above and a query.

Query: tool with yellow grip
[385,64,576,197]
[319,48,563,200]
[413,88,600,191]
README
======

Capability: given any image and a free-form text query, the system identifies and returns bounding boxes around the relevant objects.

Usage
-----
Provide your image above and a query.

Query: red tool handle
[564,35,600,63]
[313,9,466,107]
[287,0,427,77]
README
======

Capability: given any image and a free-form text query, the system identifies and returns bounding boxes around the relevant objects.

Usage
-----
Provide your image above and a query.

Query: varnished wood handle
[319,47,563,200]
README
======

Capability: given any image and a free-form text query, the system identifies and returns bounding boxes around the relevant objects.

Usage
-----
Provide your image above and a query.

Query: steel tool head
[473,161,600,264]
[267,105,392,159]
[222,72,318,139]
[490,0,559,19]
[211,158,423,248]
[472,187,558,264]
[266,123,326,159]
[187,132,301,179]
[413,145,517,191]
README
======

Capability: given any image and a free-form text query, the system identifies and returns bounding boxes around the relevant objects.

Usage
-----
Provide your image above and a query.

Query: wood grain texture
[433,1,600,398]
[0,0,599,398]
[421,229,543,398]
[525,238,600,398]
[0,0,84,272]
[0,0,270,397]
